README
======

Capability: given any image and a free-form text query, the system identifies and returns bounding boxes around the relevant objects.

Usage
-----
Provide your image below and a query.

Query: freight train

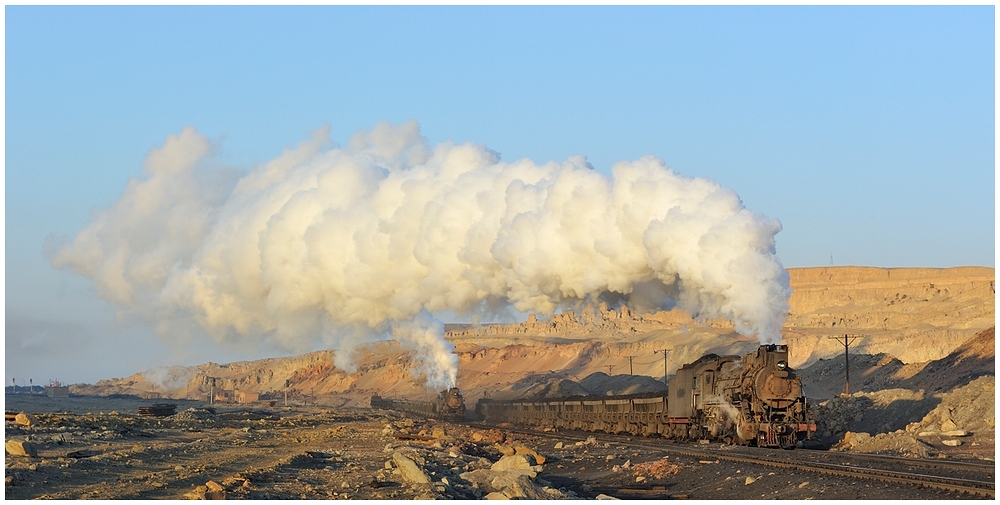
[475,344,816,448]
[371,387,467,421]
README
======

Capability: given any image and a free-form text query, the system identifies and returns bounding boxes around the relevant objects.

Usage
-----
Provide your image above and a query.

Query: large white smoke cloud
[50,121,791,389]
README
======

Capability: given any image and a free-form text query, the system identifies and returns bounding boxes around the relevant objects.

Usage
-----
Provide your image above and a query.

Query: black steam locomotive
[476,344,816,448]
[371,387,467,421]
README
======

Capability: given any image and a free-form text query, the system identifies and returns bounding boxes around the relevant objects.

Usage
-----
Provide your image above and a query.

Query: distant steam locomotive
[371,387,467,421]
[476,344,816,448]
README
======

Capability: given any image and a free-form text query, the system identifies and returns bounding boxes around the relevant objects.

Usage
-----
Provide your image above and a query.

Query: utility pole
[654,349,670,385]
[606,365,615,376]
[626,356,635,375]
[829,335,861,395]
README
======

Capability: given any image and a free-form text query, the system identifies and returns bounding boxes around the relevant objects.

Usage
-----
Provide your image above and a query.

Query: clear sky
[6,6,995,384]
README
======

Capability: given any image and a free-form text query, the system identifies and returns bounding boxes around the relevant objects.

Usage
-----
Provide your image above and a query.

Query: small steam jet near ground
[50,121,792,388]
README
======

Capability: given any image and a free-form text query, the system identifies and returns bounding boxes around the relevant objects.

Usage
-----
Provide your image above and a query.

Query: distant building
[46,386,70,398]
[141,392,162,400]
[234,390,259,404]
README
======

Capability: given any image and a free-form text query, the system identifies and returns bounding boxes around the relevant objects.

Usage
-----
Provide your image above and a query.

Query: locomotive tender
[476,344,816,448]
[371,387,467,421]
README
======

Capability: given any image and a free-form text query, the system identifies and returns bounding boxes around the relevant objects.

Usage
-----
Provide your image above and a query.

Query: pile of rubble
[376,421,577,499]
[818,376,994,459]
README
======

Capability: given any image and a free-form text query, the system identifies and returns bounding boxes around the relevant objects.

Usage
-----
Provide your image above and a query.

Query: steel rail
[803,450,996,474]
[661,445,995,499]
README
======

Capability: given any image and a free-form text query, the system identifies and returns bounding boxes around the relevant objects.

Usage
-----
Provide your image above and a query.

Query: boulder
[5,440,38,457]
[942,439,962,447]
[460,469,501,492]
[495,473,549,500]
[392,452,430,484]
[490,454,535,473]
[940,430,970,437]
[490,470,530,492]
[843,431,872,448]
[15,412,38,427]
[185,485,209,500]
[484,492,507,499]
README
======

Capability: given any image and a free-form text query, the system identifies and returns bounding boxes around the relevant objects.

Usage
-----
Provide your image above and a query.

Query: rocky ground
[5,388,993,500]
[802,327,995,460]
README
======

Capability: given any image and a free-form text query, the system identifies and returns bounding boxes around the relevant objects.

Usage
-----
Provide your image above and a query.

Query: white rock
[491,455,534,473]
[942,440,962,447]
[745,476,757,485]
[940,430,970,437]
[392,452,430,484]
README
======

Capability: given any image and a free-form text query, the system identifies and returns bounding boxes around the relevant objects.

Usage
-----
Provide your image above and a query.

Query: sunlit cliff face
[50,121,791,389]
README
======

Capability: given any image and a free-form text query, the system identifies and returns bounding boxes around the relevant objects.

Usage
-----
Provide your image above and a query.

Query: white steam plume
[50,121,791,389]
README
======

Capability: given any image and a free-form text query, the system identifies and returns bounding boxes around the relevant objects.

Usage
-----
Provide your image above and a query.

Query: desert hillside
[73,266,993,409]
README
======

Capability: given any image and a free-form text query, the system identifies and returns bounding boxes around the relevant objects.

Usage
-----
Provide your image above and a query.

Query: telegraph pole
[829,335,861,395]
[654,349,670,385]
[606,365,615,376]
[626,356,635,375]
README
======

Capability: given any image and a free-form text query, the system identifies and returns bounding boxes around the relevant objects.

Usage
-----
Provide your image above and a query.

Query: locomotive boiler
[476,344,815,448]
[371,387,467,421]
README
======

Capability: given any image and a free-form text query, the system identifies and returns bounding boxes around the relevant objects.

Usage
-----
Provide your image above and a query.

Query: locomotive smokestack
[50,122,790,388]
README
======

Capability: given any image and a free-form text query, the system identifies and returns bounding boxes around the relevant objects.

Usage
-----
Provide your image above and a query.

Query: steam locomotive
[475,344,816,448]
[371,387,467,421]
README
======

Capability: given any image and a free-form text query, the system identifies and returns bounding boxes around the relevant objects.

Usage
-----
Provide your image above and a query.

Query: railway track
[671,445,994,498]
[483,424,994,498]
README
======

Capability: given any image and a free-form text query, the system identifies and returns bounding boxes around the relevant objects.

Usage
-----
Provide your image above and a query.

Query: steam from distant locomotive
[49,121,791,389]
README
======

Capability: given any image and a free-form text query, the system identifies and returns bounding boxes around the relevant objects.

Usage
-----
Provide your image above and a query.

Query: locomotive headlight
[776,360,787,370]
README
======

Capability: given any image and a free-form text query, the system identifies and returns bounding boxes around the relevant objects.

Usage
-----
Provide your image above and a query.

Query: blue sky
[6,6,995,383]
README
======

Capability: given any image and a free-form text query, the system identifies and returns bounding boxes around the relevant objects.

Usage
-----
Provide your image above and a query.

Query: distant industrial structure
[46,380,69,398]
